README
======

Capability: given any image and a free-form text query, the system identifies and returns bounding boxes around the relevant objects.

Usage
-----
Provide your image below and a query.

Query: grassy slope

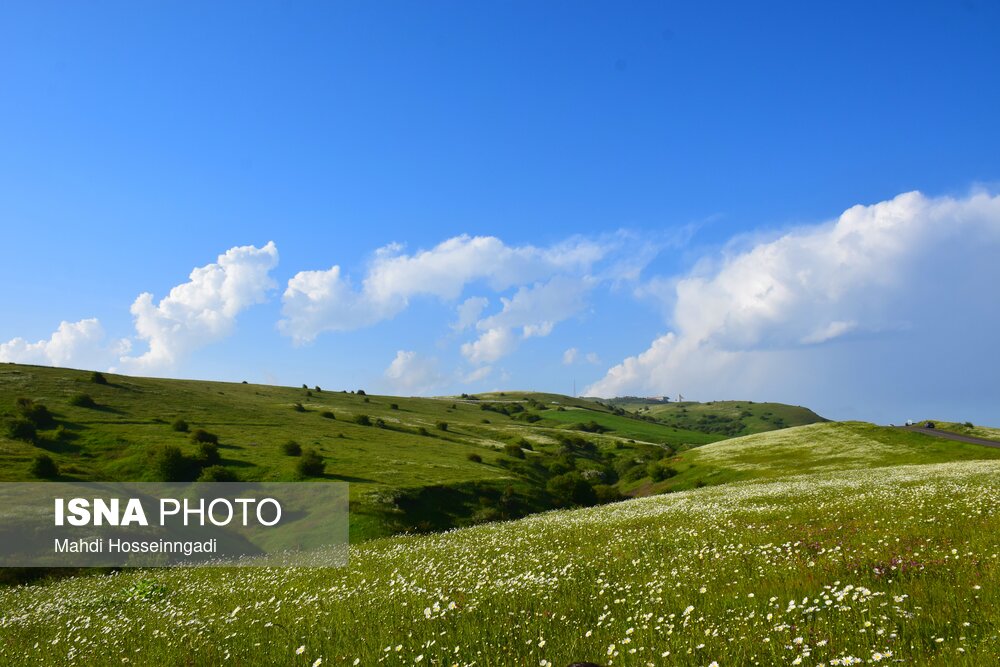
[612,399,826,437]
[626,421,1000,494]
[924,420,1000,443]
[3,460,999,665]
[0,364,714,539]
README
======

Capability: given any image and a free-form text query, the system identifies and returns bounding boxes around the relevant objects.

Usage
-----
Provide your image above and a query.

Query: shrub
[89,371,108,385]
[356,389,366,396]
[467,453,483,463]
[15,398,55,428]
[435,421,449,431]
[965,421,975,428]
[320,410,336,420]
[354,414,371,426]
[292,402,306,412]
[390,403,399,410]
[195,441,221,466]
[574,420,610,434]
[546,472,597,507]
[416,426,429,436]
[5,417,37,443]
[68,393,97,408]
[190,429,218,445]
[297,449,325,477]
[647,461,678,482]
[171,419,189,432]
[281,440,302,456]
[151,445,189,482]
[30,453,59,479]
[315,386,322,393]
[198,465,238,482]
[593,484,625,504]
[503,443,525,459]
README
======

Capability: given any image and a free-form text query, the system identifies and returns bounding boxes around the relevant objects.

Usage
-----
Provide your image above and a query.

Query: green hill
[0,364,734,540]
[608,398,826,437]
[625,420,1000,495]
[2,456,999,665]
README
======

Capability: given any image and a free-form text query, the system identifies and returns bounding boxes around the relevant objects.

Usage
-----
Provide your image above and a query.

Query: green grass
[2,459,999,665]
[628,421,1000,494]
[923,420,1000,443]
[0,364,735,540]
[610,399,826,437]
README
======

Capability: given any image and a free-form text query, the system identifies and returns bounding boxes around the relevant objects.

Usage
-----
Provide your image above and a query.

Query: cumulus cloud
[279,235,608,343]
[587,191,1000,418]
[452,296,489,331]
[562,347,578,365]
[119,242,279,373]
[460,327,517,365]
[0,318,129,370]
[383,350,444,395]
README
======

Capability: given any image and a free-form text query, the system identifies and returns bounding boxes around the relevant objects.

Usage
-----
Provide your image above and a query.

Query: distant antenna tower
[678,393,684,402]
[573,379,576,398]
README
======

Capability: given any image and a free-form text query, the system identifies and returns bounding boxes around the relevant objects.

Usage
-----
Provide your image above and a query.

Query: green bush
[390,403,399,410]
[197,465,238,482]
[356,389,366,396]
[68,393,97,408]
[467,453,483,463]
[503,443,525,459]
[292,402,306,412]
[15,398,55,429]
[320,410,336,420]
[195,441,221,466]
[30,453,59,479]
[546,472,597,507]
[190,429,218,445]
[297,449,325,477]
[4,417,37,443]
[281,440,302,456]
[354,414,371,426]
[647,461,678,482]
[593,484,625,504]
[90,371,108,385]
[435,421,449,431]
[151,445,189,482]
[171,419,189,432]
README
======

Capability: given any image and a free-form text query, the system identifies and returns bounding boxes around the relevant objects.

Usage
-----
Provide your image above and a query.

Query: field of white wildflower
[2,460,999,666]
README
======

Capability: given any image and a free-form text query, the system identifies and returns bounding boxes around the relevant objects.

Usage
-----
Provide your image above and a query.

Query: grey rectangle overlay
[0,483,348,567]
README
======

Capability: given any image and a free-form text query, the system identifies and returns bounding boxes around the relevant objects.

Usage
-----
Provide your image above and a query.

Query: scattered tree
[297,449,325,477]
[90,371,108,385]
[171,419,189,433]
[30,453,59,479]
[281,440,302,456]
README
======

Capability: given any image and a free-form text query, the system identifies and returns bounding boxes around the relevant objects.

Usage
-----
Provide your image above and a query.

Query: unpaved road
[898,426,1000,449]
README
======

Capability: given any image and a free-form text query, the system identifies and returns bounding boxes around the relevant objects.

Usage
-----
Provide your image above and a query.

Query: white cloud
[0,318,129,370]
[461,365,493,384]
[383,350,444,395]
[119,242,279,373]
[587,191,1000,410]
[453,296,489,331]
[562,347,578,365]
[585,352,600,364]
[279,234,608,342]
[460,327,517,365]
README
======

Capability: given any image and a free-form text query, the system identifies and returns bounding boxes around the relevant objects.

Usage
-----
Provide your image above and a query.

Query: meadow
[2,365,1000,665]
[1,457,998,665]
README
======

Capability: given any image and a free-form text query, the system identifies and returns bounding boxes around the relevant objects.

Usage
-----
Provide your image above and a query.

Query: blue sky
[1,1,999,424]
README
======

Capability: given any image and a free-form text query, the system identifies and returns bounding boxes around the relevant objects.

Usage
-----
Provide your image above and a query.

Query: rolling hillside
[0,364,756,540]
[608,398,826,436]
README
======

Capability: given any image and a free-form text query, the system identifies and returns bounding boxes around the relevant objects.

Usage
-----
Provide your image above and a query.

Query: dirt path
[897,426,1000,449]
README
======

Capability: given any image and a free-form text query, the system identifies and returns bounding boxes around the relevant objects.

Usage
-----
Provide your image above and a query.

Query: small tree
[90,371,108,385]
[5,417,37,443]
[68,393,97,408]
[292,402,306,412]
[356,389,366,396]
[503,443,525,459]
[320,410,336,420]
[151,445,189,482]
[435,421,449,432]
[171,419,189,433]
[467,453,483,463]
[30,453,59,479]
[190,429,218,445]
[195,441,221,466]
[546,472,597,507]
[281,440,302,456]
[297,449,325,477]
[354,414,371,426]
[198,465,238,482]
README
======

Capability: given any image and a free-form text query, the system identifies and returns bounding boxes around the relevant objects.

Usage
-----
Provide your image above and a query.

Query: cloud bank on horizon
[2,190,998,421]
